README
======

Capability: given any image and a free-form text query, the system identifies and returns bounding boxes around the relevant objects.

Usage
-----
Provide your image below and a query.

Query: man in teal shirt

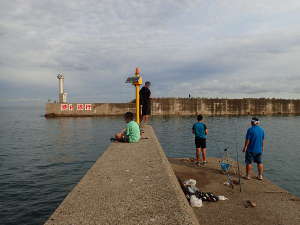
[115,112,140,143]
[192,114,208,165]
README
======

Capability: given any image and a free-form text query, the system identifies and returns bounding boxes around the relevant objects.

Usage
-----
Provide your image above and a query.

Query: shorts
[245,151,262,164]
[142,103,151,116]
[195,138,206,149]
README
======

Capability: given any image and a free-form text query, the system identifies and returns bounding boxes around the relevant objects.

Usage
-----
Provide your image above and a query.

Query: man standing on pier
[192,114,208,166]
[140,81,151,124]
[242,117,265,180]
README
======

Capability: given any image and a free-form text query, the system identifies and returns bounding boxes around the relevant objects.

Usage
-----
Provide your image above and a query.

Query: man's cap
[145,81,151,86]
[251,117,260,124]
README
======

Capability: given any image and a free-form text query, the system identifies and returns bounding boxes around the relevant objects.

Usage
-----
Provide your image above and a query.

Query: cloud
[1,0,300,104]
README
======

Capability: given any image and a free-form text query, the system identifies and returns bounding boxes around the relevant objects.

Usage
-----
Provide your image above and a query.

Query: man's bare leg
[257,163,264,180]
[196,148,201,162]
[115,133,124,141]
[245,164,252,179]
[143,115,149,124]
[201,148,207,163]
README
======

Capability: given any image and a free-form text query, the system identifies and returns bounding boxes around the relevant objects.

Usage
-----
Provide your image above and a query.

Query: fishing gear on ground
[182,179,219,202]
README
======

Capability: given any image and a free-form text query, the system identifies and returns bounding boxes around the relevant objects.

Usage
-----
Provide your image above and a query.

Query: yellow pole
[135,84,140,124]
[135,67,141,124]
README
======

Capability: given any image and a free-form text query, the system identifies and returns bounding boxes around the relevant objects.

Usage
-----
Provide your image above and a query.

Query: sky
[1,0,300,105]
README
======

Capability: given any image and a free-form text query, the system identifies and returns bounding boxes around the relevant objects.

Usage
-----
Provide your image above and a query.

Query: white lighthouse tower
[57,73,67,103]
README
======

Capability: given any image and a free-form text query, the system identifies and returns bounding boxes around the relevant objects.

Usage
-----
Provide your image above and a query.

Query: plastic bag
[184,179,199,194]
[183,179,197,186]
[218,195,228,201]
[196,192,219,202]
[190,195,203,207]
[187,185,199,193]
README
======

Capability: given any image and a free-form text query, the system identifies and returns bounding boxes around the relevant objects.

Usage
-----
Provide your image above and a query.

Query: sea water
[0,106,299,225]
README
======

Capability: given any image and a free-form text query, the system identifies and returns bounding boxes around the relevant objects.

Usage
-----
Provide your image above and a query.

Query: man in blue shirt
[192,114,208,166]
[242,117,265,180]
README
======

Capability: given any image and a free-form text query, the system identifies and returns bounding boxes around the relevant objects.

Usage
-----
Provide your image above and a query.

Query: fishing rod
[236,142,242,192]
[234,117,242,193]
[209,123,241,191]
[207,118,243,192]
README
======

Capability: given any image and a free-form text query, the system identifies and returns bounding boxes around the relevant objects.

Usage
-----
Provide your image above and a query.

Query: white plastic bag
[184,179,197,186]
[190,195,203,207]
[218,195,228,201]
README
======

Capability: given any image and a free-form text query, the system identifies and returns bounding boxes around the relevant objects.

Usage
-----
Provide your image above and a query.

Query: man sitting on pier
[114,112,141,143]
[242,117,265,180]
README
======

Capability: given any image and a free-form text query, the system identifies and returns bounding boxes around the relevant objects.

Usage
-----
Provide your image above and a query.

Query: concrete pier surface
[44,125,199,225]
[169,158,300,225]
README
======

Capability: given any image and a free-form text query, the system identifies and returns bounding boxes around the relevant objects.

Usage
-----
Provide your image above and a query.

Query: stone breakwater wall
[45,98,300,117]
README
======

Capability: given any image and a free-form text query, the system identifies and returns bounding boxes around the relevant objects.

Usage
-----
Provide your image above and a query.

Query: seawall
[152,98,300,115]
[44,125,199,225]
[45,98,300,117]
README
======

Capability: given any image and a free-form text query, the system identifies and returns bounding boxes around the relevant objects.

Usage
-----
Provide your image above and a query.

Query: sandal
[110,137,117,142]
[257,175,263,180]
[243,176,251,180]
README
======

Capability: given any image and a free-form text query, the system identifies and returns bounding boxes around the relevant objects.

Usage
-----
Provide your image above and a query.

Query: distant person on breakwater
[242,117,265,180]
[140,81,151,124]
[114,112,140,143]
[192,114,208,166]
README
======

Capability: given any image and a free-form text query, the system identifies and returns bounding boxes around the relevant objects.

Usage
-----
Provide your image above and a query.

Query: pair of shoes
[195,161,201,166]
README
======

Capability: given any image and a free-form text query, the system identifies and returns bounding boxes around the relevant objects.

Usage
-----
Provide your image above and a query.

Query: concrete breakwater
[45,98,300,117]
[44,125,199,225]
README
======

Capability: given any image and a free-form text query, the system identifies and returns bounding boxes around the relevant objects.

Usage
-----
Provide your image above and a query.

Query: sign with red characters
[69,104,74,111]
[60,104,68,111]
[85,104,92,111]
[60,104,92,111]
[77,104,84,111]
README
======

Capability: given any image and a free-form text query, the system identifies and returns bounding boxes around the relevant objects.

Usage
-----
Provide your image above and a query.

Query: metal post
[135,68,141,124]
[135,84,140,124]
[125,68,142,124]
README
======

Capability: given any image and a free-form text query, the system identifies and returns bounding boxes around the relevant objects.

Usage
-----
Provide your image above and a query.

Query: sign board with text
[60,104,93,111]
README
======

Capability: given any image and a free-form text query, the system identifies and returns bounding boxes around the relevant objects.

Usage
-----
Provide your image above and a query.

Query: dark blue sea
[0,106,299,225]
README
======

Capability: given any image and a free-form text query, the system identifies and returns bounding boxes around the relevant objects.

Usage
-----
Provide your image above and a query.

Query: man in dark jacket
[139,81,151,123]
